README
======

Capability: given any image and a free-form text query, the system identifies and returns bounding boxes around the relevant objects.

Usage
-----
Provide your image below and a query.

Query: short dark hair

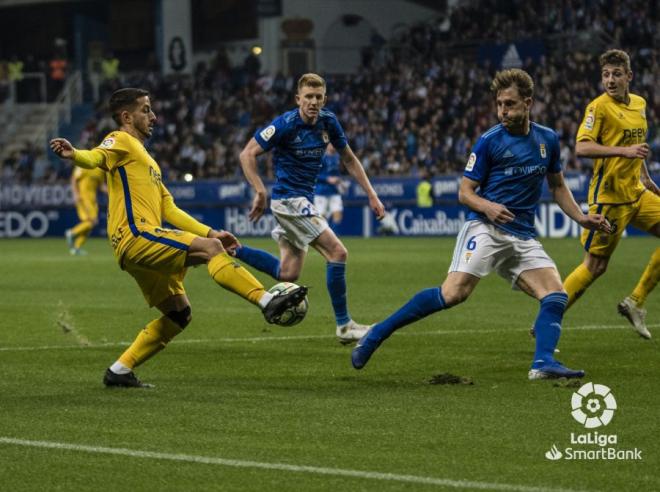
[490,69,534,99]
[599,49,631,72]
[109,88,149,125]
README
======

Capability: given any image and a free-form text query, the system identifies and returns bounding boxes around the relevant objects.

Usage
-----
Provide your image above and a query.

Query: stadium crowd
[2,0,658,184]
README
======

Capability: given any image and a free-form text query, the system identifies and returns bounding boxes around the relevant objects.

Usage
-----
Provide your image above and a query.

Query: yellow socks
[563,263,595,309]
[630,248,660,307]
[118,316,183,369]
[208,252,265,305]
[70,221,93,249]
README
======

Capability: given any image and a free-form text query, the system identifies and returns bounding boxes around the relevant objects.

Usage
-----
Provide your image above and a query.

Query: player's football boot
[351,328,383,369]
[617,297,651,339]
[103,368,154,388]
[262,285,308,324]
[336,320,371,345]
[528,360,584,380]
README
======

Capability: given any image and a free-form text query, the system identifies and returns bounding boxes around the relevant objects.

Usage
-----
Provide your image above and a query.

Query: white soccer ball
[268,282,309,326]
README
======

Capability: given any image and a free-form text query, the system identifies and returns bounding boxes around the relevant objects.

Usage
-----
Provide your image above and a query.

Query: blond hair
[297,73,326,92]
[490,69,534,99]
[599,49,631,72]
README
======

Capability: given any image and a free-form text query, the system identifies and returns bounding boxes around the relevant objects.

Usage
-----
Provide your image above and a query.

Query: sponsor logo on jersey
[584,111,595,130]
[260,125,276,141]
[465,152,477,171]
[540,143,547,158]
[100,137,115,149]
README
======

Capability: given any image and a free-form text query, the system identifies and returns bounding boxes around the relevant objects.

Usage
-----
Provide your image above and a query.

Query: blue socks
[327,262,350,326]
[368,287,446,342]
[234,245,280,279]
[532,292,568,365]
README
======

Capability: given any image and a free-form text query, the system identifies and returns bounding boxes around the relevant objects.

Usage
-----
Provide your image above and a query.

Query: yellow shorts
[582,191,660,257]
[121,226,198,307]
[76,199,99,223]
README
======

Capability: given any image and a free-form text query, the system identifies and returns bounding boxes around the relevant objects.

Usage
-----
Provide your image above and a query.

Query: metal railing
[0,71,82,164]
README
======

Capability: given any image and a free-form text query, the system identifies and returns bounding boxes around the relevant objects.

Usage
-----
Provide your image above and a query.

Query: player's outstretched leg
[618,248,658,339]
[104,314,188,388]
[528,292,584,380]
[234,245,281,279]
[67,221,93,255]
[352,287,446,369]
[326,261,371,344]
[207,251,307,323]
[563,263,595,309]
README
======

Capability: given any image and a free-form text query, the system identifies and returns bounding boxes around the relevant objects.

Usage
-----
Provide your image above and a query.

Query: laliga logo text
[545,383,642,461]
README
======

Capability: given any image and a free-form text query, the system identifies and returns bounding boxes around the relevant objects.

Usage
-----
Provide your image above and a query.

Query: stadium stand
[1,0,657,184]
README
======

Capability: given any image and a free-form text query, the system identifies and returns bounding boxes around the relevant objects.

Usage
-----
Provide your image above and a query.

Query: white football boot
[617,297,651,339]
[336,320,371,345]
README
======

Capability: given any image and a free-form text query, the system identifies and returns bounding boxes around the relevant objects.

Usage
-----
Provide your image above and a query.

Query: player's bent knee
[442,286,470,307]
[330,245,348,262]
[166,306,192,329]
[585,255,608,277]
[208,238,225,256]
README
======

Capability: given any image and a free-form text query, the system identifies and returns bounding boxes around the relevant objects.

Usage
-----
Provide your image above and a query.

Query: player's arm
[161,185,211,237]
[575,139,649,160]
[337,144,385,219]
[50,138,107,170]
[239,137,270,221]
[458,176,515,224]
[547,171,611,233]
[640,161,660,195]
[160,185,241,251]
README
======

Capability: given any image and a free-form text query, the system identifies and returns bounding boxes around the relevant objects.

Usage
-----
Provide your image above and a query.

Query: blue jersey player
[314,144,346,228]
[238,73,385,343]
[352,69,611,379]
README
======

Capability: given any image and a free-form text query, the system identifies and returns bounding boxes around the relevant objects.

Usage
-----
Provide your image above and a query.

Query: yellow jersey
[73,166,105,203]
[576,92,647,205]
[73,130,210,258]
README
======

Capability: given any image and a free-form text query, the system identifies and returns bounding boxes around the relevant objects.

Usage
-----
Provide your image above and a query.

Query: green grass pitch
[0,236,658,491]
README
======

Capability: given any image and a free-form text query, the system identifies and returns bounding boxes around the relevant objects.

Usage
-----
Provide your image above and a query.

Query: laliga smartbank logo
[571,382,616,428]
[545,382,642,461]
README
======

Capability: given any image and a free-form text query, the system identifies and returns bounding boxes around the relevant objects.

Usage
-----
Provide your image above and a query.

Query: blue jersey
[464,122,562,239]
[315,152,341,196]
[254,108,348,201]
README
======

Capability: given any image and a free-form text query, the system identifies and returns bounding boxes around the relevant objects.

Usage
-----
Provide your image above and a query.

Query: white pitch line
[0,323,657,353]
[0,437,586,492]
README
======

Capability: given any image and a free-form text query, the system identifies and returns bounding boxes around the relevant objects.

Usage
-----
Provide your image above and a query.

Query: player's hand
[369,195,386,220]
[484,203,515,224]
[248,191,268,222]
[50,138,75,159]
[581,214,612,234]
[209,229,241,253]
[622,143,649,159]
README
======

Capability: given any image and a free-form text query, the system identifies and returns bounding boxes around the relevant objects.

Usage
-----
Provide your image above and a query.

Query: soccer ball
[268,282,309,326]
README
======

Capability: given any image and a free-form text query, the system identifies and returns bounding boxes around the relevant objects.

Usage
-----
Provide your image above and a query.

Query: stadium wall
[1,174,656,239]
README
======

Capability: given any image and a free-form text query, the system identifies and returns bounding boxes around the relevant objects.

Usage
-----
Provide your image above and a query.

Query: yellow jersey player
[50,88,307,388]
[563,49,660,338]
[66,165,106,255]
